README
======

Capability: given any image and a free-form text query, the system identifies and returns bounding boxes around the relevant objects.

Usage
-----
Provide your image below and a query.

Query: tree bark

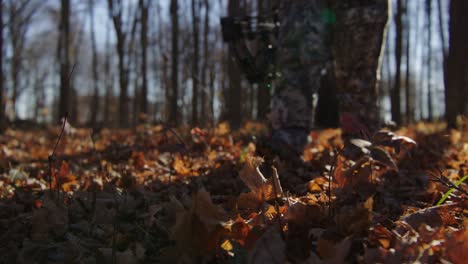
[104,20,112,126]
[8,1,37,120]
[88,0,99,127]
[227,0,242,128]
[256,0,271,121]
[404,0,413,123]
[200,0,210,126]
[58,0,71,122]
[436,0,447,57]
[426,0,433,121]
[445,0,468,128]
[191,0,200,125]
[392,0,403,125]
[139,0,149,117]
[169,0,179,126]
[107,0,129,127]
[0,0,4,129]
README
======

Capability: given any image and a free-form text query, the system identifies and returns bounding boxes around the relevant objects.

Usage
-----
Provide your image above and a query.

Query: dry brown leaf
[335,197,373,236]
[286,200,325,226]
[445,228,468,264]
[173,156,192,176]
[170,209,210,256]
[238,156,280,207]
[317,237,352,264]
[239,155,268,193]
[247,224,286,264]
[166,189,228,260]
[31,193,68,240]
[193,188,229,229]
[399,204,458,230]
[368,224,393,249]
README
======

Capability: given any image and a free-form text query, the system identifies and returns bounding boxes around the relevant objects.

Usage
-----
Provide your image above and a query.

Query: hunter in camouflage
[269,0,389,151]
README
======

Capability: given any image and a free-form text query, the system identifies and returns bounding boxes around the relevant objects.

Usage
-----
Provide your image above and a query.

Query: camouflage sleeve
[332,0,389,135]
[269,0,328,130]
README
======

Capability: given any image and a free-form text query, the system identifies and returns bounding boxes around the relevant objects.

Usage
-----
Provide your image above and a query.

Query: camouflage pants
[269,0,389,137]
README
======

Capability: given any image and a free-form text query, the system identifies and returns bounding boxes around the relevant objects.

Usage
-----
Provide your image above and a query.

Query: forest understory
[0,121,467,263]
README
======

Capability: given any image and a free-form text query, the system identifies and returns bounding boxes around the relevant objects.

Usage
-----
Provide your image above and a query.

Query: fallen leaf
[247,224,286,264]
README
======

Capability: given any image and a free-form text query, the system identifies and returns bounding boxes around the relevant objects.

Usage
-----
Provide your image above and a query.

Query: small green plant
[436,174,468,205]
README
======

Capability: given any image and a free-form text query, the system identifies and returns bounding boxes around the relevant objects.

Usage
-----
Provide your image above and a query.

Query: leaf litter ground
[0,122,467,263]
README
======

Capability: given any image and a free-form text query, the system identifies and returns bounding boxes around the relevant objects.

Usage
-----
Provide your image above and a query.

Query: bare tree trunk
[445,0,468,128]
[384,29,392,101]
[191,0,199,125]
[200,0,210,126]
[256,0,271,121]
[415,1,425,120]
[437,0,448,123]
[155,3,168,121]
[163,54,169,120]
[209,65,215,126]
[169,0,179,126]
[0,0,4,129]
[34,71,48,122]
[139,0,149,117]
[392,0,403,125]
[150,3,162,121]
[404,0,413,123]
[436,0,447,57]
[88,0,100,127]
[426,0,433,121]
[104,21,112,126]
[227,0,242,128]
[58,0,71,122]
[108,0,129,127]
[8,1,35,120]
[132,52,139,126]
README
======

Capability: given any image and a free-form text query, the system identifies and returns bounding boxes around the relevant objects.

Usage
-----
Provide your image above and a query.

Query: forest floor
[0,121,467,263]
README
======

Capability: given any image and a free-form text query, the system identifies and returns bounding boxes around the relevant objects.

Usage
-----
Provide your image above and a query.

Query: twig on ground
[48,113,68,197]
[328,147,341,217]
[430,171,468,196]
[163,125,189,152]
[270,166,285,239]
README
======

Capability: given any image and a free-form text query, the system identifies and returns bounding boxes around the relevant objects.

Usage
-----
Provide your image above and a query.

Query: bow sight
[220,12,279,84]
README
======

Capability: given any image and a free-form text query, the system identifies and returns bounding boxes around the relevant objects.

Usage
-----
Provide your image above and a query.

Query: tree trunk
[191,0,199,125]
[58,0,71,122]
[404,0,413,123]
[426,0,433,121]
[139,0,149,117]
[200,0,210,126]
[445,0,468,128]
[108,0,129,127]
[315,64,339,128]
[169,0,179,126]
[256,0,271,121]
[384,29,392,102]
[8,1,35,120]
[88,0,99,127]
[392,0,403,125]
[227,0,242,128]
[0,0,4,129]
[104,21,112,126]
[209,65,215,126]
[436,0,447,57]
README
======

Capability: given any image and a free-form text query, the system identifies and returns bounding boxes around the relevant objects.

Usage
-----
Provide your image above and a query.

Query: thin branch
[430,173,468,196]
